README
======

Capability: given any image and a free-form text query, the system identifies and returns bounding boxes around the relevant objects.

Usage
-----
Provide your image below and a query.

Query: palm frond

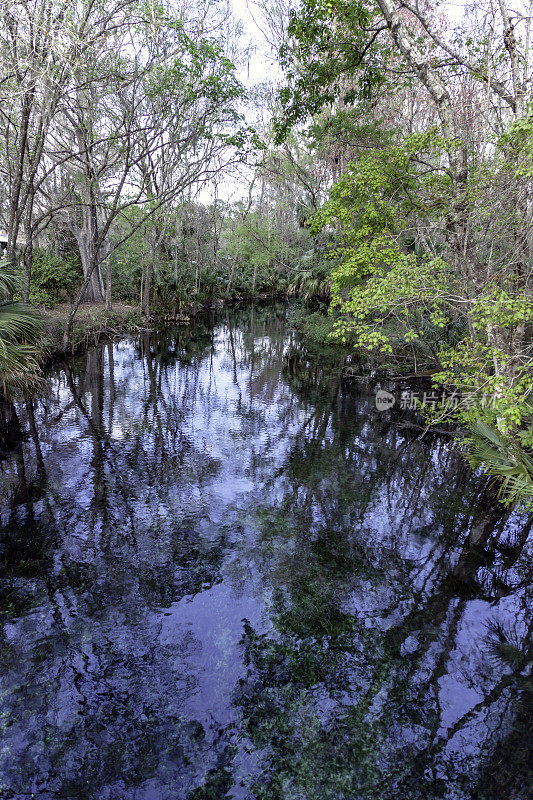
[485,619,530,670]
[468,421,533,508]
[0,259,43,396]
[0,301,42,342]
[0,260,20,297]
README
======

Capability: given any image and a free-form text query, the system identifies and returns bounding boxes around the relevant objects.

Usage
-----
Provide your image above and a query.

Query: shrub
[29,249,82,307]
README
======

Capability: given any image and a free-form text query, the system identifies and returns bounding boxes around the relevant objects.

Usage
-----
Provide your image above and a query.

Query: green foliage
[314,132,453,350]
[312,132,533,435]
[433,337,533,434]
[144,27,248,147]
[0,260,42,395]
[223,215,275,286]
[274,0,384,143]
[499,101,533,177]
[29,249,82,307]
[467,420,533,509]
[110,222,146,301]
[287,250,331,302]
[288,308,352,365]
[222,211,309,296]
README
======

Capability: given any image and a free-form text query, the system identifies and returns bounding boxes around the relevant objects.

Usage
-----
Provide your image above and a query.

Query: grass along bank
[38,303,144,366]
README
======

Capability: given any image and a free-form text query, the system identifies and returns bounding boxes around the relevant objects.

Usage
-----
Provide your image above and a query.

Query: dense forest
[1,0,533,495]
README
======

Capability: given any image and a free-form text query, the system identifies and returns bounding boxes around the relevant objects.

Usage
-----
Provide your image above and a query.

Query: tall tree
[277,0,533,431]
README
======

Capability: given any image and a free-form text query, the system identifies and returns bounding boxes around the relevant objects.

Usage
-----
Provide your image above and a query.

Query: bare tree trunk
[22,230,33,304]
[102,238,112,312]
[226,256,238,297]
[105,259,112,312]
[21,181,36,303]
[75,220,105,303]
[62,253,102,348]
[141,261,152,318]
[252,261,258,297]
[6,89,34,269]
[142,222,166,317]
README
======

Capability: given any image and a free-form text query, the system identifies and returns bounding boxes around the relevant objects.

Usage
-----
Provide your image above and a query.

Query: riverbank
[38,302,145,366]
[37,294,288,368]
[288,305,439,379]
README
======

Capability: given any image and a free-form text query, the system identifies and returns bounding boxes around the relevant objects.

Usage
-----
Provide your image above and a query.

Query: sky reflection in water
[0,304,531,800]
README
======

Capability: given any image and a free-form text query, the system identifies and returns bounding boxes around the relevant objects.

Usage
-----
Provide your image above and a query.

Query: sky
[230,0,281,86]
[196,0,276,202]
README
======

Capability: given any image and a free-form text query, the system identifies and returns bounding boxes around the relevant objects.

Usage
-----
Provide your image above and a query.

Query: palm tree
[468,420,533,509]
[0,259,42,395]
[287,252,331,302]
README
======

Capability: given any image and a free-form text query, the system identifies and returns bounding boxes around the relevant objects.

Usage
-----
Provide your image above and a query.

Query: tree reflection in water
[0,305,530,799]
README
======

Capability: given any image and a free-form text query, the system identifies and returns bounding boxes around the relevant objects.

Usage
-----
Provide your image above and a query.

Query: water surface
[0,305,531,799]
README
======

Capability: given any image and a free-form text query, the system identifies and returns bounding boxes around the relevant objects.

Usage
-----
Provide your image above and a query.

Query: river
[0,304,531,799]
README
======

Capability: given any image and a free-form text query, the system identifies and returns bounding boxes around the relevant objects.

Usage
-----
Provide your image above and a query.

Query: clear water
[0,304,531,800]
